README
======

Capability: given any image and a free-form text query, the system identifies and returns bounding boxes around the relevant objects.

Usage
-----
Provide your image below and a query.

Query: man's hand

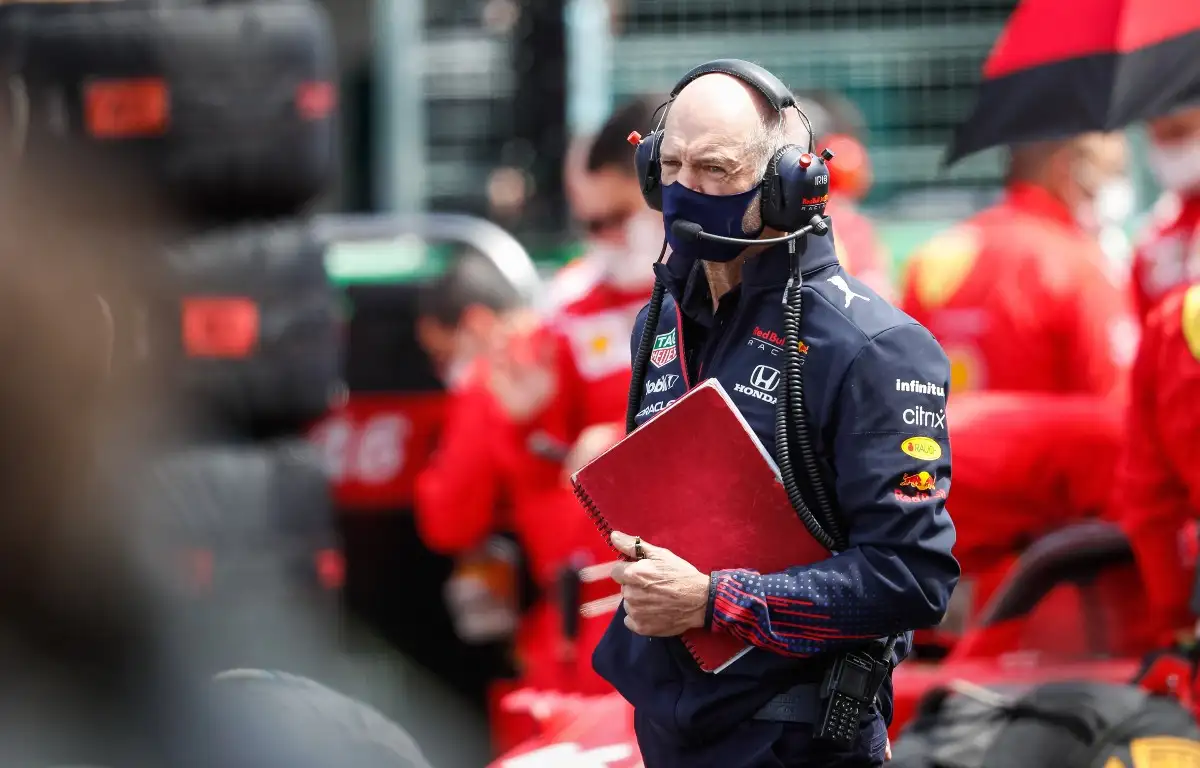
[609,531,709,636]
[487,320,557,423]
[563,422,624,478]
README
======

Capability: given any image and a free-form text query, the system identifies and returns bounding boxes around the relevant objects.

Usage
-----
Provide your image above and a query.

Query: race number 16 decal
[315,413,411,485]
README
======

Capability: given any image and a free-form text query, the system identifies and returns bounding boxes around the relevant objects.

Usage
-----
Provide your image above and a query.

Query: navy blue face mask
[662,182,764,264]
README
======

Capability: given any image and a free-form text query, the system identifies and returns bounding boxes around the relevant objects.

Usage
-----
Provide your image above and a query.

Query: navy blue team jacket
[592,227,960,743]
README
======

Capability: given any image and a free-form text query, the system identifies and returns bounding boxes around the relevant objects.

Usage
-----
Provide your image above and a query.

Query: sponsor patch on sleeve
[900,436,942,461]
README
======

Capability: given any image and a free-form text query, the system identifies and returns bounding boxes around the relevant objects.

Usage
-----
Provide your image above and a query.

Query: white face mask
[592,210,664,290]
[1074,173,1135,235]
[1147,141,1200,193]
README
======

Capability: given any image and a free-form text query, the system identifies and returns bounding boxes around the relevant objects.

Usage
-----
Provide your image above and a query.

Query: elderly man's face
[659,74,767,197]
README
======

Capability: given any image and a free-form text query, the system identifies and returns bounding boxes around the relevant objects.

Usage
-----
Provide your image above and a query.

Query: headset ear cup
[760,145,796,232]
[635,130,664,212]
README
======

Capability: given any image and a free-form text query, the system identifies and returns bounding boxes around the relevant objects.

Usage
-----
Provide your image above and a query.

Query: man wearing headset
[591,61,959,767]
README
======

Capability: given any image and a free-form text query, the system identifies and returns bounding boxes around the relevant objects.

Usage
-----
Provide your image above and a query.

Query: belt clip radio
[815,650,888,747]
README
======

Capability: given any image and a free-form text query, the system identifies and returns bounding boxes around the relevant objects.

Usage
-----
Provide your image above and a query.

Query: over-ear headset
[628,59,835,233]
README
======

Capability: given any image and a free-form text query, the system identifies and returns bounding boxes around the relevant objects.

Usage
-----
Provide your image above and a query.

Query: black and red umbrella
[947,0,1200,164]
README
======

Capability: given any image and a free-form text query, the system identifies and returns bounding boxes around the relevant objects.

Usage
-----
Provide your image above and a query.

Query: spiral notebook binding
[570,479,634,563]
[680,635,708,670]
[572,477,710,669]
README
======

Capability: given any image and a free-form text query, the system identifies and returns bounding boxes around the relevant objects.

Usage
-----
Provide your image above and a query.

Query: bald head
[660,73,808,197]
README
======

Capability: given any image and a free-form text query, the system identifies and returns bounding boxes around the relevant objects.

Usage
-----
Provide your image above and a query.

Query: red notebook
[570,379,830,672]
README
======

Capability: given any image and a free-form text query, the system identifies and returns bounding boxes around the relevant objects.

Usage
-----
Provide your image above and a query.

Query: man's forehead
[663,73,764,148]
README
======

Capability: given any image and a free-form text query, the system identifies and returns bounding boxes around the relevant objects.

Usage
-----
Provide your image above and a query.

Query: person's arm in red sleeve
[487,323,580,488]
[1112,286,1200,631]
[413,372,506,555]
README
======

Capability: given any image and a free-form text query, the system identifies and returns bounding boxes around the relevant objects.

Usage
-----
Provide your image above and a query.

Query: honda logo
[750,365,780,392]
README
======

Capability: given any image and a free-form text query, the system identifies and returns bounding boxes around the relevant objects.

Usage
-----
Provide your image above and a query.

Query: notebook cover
[570,379,829,672]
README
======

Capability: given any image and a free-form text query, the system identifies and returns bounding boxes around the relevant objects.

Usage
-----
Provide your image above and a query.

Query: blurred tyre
[0,0,336,217]
[133,438,342,670]
[152,220,343,439]
[209,669,435,768]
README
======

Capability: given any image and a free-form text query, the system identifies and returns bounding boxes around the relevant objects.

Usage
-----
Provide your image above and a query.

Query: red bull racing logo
[752,326,786,347]
[895,471,946,503]
[750,326,809,355]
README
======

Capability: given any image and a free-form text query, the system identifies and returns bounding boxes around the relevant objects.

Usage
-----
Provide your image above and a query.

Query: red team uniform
[900,183,1137,630]
[901,183,1135,398]
[415,256,645,696]
[1131,193,1200,323]
[1112,284,1200,638]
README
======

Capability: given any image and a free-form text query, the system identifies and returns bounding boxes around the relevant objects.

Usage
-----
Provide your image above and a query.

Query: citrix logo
[895,378,945,397]
[903,404,946,430]
[645,374,679,394]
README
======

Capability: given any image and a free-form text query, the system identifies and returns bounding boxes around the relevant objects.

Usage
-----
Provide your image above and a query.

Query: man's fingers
[623,613,642,634]
[610,531,659,559]
[610,531,637,558]
[612,564,631,586]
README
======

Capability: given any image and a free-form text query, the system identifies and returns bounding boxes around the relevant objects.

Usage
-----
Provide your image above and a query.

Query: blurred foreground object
[0,0,338,218]
[210,669,435,768]
[129,220,346,674]
[151,222,344,439]
[948,0,1200,163]
[890,681,1200,768]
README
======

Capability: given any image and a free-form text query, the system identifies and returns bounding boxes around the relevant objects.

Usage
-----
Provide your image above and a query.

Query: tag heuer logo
[649,328,678,368]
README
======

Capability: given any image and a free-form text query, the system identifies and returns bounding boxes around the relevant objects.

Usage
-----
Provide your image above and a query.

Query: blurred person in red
[1109,282,1200,648]
[1131,106,1200,322]
[795,89,895,300]
[901,132,1137,396]
[898,134,1138,634]
[415,96,664,700]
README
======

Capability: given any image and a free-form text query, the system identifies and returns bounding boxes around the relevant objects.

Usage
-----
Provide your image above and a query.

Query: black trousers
[633,709,888,768]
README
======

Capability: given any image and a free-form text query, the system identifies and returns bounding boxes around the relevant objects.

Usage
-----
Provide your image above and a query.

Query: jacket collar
[654,226,842,325]
[1005,182,1077,229]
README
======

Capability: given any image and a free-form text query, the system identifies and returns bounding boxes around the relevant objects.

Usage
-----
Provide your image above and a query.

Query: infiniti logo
[750,365,780,392]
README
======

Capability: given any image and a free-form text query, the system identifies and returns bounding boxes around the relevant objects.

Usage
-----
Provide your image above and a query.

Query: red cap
[627,131,643,146]
[798,153,813,168]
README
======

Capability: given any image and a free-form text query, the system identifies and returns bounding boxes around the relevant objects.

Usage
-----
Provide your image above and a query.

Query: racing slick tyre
[890,680,1200,768]
[152,220,344,439]
[0,0,336,217]
[209,669,435,768]
[133,438,341,670]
